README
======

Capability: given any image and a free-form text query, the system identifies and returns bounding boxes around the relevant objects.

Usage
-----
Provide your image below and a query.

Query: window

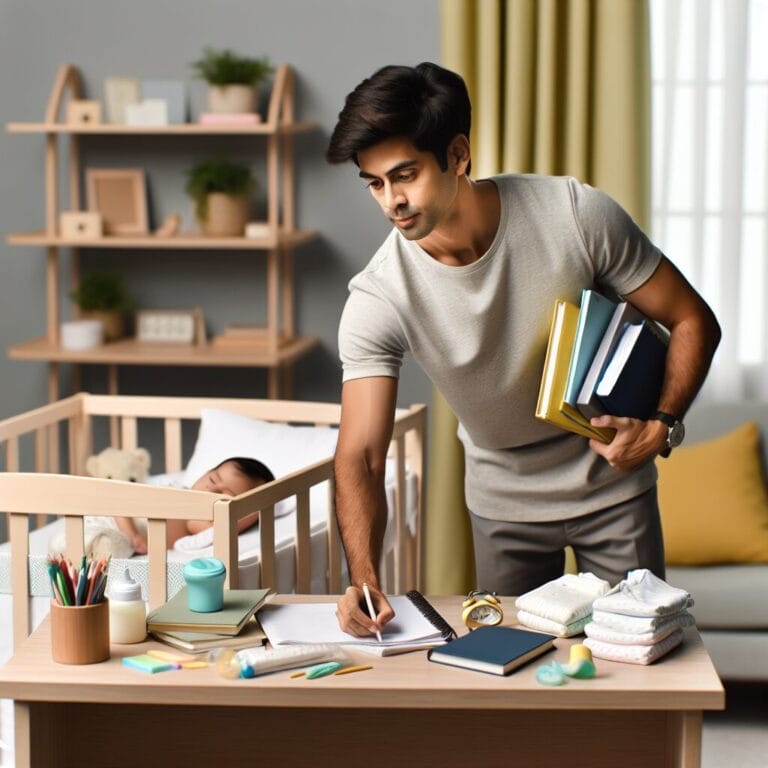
[651,0,768,398]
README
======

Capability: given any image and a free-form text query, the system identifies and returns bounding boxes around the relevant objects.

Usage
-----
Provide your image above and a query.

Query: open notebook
[258,592,456,656]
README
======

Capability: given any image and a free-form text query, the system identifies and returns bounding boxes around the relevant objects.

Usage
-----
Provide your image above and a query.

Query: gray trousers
[469,488,665,595]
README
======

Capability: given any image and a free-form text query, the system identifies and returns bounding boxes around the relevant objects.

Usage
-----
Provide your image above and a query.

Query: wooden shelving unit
[6,62,319,404]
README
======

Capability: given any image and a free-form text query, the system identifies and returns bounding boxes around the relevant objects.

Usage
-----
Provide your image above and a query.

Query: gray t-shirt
[338,174,663,522]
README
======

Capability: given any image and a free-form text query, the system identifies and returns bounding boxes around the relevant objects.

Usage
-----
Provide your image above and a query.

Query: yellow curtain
[427,0,651,593]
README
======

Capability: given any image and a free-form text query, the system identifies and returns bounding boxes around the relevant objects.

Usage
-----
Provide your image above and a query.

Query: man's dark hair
[216,456,275,485]
[326,62,471,172]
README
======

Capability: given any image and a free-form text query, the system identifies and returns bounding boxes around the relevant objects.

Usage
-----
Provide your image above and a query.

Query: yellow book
[535,301,614,443]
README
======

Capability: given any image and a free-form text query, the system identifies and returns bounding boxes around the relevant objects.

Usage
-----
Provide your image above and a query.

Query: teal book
[595,320,669,419]
[427,626,556,676]
[576,301,647,420]
[563,290,618,407]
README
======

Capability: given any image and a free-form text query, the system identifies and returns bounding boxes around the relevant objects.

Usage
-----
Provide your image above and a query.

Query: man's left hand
[589,415,668,472]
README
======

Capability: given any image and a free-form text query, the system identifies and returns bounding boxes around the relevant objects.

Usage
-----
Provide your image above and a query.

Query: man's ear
[448,134,471,176]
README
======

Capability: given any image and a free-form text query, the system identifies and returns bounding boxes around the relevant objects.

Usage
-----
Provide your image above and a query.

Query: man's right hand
[336,584,395,638]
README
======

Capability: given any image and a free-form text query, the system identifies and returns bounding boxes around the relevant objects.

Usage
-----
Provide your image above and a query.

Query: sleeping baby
[50,457,276,559]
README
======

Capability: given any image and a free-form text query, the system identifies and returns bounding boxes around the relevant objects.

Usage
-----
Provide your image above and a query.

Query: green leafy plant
[185,158,256,220]
[191,48,274,86]
[69,271,132,312]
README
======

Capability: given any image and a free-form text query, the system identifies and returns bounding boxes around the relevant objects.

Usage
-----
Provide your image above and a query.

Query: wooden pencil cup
[50,599,111,664]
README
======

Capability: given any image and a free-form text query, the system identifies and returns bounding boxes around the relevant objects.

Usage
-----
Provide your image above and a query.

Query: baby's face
[192,461,264,497]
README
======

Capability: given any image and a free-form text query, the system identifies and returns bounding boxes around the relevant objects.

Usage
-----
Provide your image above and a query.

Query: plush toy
[85,446,151,483]
[49,447,152,559]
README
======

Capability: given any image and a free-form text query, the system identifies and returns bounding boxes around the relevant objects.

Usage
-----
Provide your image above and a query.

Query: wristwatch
[652,411,685,458]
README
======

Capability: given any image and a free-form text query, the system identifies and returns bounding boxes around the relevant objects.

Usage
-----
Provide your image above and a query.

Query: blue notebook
[427,626,556,676]
[563,290,618,407]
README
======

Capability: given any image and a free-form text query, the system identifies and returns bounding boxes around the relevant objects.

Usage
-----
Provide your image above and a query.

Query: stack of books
[535,290,669,441]
[147,587,270,653]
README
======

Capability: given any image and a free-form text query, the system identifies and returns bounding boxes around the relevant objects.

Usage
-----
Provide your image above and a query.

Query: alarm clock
[461,590,503,630]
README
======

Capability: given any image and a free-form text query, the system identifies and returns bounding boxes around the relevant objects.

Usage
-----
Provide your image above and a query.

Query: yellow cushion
[657,421,768,565]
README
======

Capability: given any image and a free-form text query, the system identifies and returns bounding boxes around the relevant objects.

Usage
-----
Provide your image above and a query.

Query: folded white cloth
[584,628,685,665]
[516,609,592,637]
[592,569,692,618]
[584,611,695,645]
[590,609,679,634]
[515,572,611,625]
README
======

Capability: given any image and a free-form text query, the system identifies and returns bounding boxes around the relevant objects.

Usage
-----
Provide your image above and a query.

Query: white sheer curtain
[650,0,768,401]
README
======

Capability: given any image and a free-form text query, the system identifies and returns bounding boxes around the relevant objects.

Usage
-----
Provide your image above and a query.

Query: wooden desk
[0,595,724,768]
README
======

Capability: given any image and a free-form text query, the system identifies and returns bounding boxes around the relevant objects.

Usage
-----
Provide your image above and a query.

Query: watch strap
[652,411,678,427]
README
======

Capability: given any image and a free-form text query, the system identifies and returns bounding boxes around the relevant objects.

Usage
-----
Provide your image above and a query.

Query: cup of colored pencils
[48,553,111,664]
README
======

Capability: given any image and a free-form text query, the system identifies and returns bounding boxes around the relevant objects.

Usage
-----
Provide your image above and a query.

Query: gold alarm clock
[461,590,503,630]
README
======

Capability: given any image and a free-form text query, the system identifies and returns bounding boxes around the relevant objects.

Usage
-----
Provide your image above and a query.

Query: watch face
[669,421,685,448]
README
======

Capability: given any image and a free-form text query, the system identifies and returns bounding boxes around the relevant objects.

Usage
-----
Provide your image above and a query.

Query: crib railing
[0,394,427,648]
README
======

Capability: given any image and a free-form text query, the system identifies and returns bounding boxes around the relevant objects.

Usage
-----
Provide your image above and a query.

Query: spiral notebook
[258,591,456,655]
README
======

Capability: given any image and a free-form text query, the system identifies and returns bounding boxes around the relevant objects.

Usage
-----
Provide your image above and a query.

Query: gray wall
[0,0,438,424]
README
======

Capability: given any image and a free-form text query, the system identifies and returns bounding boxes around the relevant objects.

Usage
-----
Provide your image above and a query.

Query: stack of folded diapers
[583,568,695,665]
[515,572,612,637]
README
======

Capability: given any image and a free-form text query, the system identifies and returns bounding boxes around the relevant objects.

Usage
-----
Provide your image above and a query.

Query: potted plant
[185,158,256,237]
[191,48,274,114]
[69,271,132,341]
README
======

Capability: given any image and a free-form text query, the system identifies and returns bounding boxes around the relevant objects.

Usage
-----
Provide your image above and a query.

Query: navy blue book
[595,320,669,420]
[427,625,556,676]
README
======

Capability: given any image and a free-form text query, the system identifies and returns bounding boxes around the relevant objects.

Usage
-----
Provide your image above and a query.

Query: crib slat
[213,499,237,589]
[6,436,19,471]
[295,490,310,593]
[406,406,426,591]
[35,428,47,472]
[64,516,84,563]
[146,518,167,609]
[327,475,342,593]
[121,416,137,451]
[393,435,407,594]
[164,418,182,474]
[260,506,276,590]
[10,512,30,650]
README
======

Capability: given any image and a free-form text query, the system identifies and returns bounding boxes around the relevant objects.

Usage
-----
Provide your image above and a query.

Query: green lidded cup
[183,557,226,612]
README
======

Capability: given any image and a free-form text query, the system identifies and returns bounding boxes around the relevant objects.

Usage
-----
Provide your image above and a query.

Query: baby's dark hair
[216,457,275,485]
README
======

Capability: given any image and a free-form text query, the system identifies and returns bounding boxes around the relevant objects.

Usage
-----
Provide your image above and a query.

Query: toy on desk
[210,644,351,679]
[462,590,504,630]
[536,644,597,687]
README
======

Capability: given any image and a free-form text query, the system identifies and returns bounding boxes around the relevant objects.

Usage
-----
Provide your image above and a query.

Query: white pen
[362,582,383,643]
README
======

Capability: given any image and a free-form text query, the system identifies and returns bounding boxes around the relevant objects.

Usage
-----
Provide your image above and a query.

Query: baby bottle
[108,568,147,643]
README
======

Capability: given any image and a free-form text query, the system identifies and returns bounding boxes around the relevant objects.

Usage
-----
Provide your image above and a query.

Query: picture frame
[103,77,140,124]
[86,168,148,236]
[135,308,205,345]
[141,80,188,124]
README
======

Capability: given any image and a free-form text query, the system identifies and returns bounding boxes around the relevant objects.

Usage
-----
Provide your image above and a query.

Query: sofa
[661,402,768,682]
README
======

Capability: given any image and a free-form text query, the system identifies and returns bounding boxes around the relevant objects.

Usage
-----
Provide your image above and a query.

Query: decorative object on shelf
[154,212,181,238]
[185,158,254,237]
[198,112,261,126]
[66,99,102,126]
[140,80,187,124]
[60,319,104,350]
[70,271,132,342]
[103,76,141,123]
[211,325,285,349]
[86,167,149,235]
[136,308,205,345]
[59,211,103,240]
[191,47,273,115]
[244,221,272,240]
[125,99,168,127]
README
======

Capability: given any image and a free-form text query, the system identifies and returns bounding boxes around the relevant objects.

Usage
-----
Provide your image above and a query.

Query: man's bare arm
[590,257,721,471]
[334,376,398,636]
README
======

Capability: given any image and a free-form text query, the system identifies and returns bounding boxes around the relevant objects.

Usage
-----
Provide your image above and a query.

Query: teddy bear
[85,446,151,484]
[49,447,152,559]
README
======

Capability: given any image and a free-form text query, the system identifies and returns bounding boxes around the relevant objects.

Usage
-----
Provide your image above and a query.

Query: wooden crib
[0,393,426,648]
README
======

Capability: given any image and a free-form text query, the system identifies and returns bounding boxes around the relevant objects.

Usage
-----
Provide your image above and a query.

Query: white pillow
[183,408,339,490]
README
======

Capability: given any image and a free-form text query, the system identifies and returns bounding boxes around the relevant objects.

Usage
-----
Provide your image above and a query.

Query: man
[326,62,720,638]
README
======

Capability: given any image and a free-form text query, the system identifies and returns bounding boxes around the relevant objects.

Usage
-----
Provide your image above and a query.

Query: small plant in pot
[191,47,274,115]
[185,158,256,237]
[69,271,132,341]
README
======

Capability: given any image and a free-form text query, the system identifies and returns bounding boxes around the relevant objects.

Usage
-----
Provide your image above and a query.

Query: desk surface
[0,594,724,712]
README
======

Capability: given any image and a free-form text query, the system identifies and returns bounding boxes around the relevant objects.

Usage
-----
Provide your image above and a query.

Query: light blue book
[563,290,617,408]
